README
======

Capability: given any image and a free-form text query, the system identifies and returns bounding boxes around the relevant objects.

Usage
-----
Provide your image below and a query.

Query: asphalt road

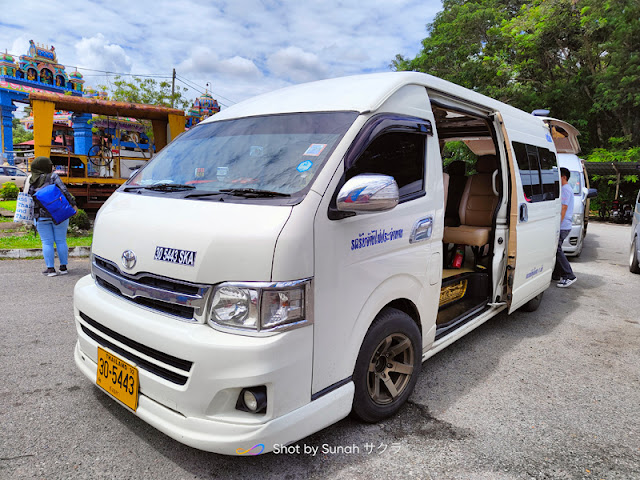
[1,221,639,480]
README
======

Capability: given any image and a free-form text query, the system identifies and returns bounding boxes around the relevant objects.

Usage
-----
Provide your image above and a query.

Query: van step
[436,272,490,332]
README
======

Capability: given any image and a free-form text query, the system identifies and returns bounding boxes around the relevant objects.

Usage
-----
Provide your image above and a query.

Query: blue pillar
[72,113,94,175]
[0,100,17,165]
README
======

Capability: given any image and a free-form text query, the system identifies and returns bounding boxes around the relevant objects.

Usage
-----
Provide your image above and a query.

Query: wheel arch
[343,274,426,381]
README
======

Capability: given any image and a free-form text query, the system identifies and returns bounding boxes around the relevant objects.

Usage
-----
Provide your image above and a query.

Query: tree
[394,0,640,150]
[12,117,33,145]
[97,76,191,143]
[102,76,190,110]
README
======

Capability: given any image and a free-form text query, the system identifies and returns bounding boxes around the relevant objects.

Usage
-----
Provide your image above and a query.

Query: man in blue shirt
[554,167,577,287]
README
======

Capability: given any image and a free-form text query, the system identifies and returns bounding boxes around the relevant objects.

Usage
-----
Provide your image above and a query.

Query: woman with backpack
[27,156,78,277]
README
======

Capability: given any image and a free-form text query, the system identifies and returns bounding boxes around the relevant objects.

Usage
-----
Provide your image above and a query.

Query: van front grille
[92,255,210,322]
[80,311,192,385]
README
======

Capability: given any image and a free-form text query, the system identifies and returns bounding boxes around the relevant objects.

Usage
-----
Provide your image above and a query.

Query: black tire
[351,308,421,423]
[521,291,544,312]
[630,237,640,274]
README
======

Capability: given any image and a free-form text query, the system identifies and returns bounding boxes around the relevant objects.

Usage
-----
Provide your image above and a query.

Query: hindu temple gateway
[0,40,220,165]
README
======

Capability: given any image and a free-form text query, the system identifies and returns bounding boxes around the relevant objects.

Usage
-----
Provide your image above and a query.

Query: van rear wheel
[521,291,544,312]
[351,308,421,423]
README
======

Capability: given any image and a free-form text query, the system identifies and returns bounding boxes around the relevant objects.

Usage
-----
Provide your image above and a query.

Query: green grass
[0,233,92,249]
[0,200,17,212]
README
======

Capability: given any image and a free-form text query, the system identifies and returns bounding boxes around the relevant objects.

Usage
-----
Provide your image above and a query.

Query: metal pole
[171,69,176,108]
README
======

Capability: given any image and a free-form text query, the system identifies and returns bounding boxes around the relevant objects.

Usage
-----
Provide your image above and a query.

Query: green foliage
[102,76,190,110]
[1,181,20,200]
[395,0,640,150]
[12,118,33,145]
[442,141,477,172]
[69,208,91,231]
[0,200,17,212]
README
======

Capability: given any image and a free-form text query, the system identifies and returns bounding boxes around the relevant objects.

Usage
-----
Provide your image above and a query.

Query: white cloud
[267,47,328,83]
[0,0,441,106]
[75,34,132,73]
[217,56,262,78]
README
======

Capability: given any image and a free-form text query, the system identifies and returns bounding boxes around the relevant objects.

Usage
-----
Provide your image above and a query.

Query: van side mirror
[336,174,399,214]
[587,188,598,199]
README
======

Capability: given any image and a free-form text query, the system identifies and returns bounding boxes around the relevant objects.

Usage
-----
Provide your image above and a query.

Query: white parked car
[0,165,28,189]
[73,72,564,455]
[540,118,597,257]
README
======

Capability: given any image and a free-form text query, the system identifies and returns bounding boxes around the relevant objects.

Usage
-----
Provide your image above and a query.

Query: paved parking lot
[1,221,639,479]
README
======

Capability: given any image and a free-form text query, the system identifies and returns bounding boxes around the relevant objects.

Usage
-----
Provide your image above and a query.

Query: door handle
[519,203,528,222]
[410,216,433,244]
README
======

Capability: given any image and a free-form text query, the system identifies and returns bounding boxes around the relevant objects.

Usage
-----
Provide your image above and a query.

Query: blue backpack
[33,180,76,225]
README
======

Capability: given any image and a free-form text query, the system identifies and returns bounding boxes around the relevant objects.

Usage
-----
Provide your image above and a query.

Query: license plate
[96,347,139,411]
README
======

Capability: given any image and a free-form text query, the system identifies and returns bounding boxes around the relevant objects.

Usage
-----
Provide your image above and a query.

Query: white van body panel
[501,113,561,312]
[312,85,443,393]
[92,191,292,283]
[74,72,560,454]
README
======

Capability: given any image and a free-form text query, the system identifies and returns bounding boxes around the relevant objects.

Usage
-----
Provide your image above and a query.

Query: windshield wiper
[124,183,195,192]
[218,188,291,198]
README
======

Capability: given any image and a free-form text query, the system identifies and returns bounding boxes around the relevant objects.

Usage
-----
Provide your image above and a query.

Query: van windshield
[568,170,582,194]
[126,112,358,202]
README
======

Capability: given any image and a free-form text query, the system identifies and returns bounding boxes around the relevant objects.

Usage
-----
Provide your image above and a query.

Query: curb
[0,246,91,259]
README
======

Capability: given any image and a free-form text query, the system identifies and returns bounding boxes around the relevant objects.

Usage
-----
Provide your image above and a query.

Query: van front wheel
[351,308,421,423]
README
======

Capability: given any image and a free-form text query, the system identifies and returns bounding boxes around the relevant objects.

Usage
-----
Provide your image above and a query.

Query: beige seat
[443,155,500,247]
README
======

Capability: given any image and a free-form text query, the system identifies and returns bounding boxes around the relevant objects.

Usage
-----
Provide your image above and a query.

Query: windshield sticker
[195,167,205,178]
[250,146,263,157]
[297,160,313,172]
[154,246,197,266]
[351,228,404,251]
[303,144,327,156]
[217,166,229,177]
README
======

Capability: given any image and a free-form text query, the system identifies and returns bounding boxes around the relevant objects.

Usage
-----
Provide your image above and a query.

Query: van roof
[203,72,540,124]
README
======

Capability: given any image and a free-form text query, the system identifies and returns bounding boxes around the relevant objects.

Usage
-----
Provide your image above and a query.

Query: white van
[540,118,597,256]
[73,72,562,455]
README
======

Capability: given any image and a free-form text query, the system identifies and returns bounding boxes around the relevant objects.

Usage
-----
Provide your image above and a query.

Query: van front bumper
[73,275,354,455]
[561,224,583,256]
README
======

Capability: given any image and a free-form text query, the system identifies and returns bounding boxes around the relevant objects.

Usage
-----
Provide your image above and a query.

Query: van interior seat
[443,155,500,247]
[444,160,467,227]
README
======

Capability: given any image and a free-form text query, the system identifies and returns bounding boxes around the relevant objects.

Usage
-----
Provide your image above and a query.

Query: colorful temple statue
[186,92,220,128]
[0,40,83,94]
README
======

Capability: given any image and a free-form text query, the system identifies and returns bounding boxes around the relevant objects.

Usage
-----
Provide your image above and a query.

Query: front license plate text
[96,347,139,411]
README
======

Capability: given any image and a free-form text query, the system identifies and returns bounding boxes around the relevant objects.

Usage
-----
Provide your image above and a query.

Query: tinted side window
[513,142,538,202]
[538,147,559,200]
[513,141,559,203]
[347,132,425,199]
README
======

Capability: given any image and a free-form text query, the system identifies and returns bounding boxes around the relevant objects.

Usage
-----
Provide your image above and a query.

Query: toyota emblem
[121,250,137,270]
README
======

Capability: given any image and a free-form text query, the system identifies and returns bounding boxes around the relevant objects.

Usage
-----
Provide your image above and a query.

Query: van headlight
[572,213,583,226]
[208,279,312,333]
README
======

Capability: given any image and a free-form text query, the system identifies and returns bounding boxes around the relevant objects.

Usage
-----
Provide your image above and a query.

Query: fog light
[236,386,267,414]
[244,390,258,411]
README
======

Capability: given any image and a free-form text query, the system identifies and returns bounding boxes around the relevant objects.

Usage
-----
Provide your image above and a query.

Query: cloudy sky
[1,0,440,109]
